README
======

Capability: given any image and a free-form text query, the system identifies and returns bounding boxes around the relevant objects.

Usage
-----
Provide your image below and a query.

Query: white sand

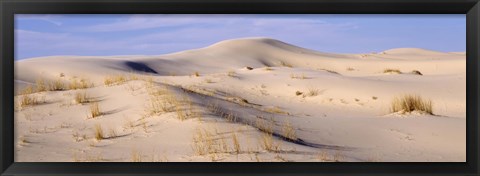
[14,37,465,162]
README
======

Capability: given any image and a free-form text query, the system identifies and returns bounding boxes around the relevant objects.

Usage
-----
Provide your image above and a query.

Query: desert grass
[281,120,297,141]
[48,79,67,91]
[346,67,355,71]
[264,67,274,71]
[204,78,214,83]
[104,75,127,86]
[35,78,47,92]
[295,91,303,96]
[411,70,423,75]
[260,133,280,151]
[18,85,35,95]
[383,69,402,74]
[131,150,142,162]
[74,91,91,104]
[94,124,105,140]
[232,133,241,154]
[227,70,236,77]
[69,78,93,90]
[372,96,378,100]
[304,87,319,97]
[89,103,102,118]
[390,94,433,114]
[264,106,289,115]
[279,61,293,68]
[290,73,306,79]
[19,95,38,108]
[193,71,200,77]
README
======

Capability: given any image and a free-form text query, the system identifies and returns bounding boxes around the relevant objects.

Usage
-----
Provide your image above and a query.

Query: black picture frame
[1,0,479,175]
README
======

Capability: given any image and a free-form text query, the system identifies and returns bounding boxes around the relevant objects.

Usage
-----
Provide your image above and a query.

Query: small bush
[94,124,105,140]
[383,69,402,74]
[390,94,433,114]
[89,103,102,118]
[104,75,127,86]
[193,71,200,77]
[227,70,236,77]
[49,79,66,91]
[411,70,423,75]
[75,92,90,104]
[290,73,306,79]
[20,95,38,108]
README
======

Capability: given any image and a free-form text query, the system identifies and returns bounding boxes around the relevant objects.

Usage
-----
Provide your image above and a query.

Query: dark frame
[1,0,479,175]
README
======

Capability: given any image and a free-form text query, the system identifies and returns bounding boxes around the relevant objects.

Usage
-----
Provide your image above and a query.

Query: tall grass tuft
[390,94,433,114]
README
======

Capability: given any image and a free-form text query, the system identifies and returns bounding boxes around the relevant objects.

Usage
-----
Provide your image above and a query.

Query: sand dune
[14,37,465,162]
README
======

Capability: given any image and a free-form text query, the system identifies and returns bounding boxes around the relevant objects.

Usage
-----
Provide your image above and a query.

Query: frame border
[1,0,479,175]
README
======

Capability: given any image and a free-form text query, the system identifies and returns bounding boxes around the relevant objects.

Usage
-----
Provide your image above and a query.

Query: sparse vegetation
[290,73,306,79]
[94,124,105,140]
[104,75,127,86]
[295,91,303,96]
[69,78,93,90]
[346,67,355,71]
[19,95,38,108]
[193,71,200,77]
[131,150,142,162]
[305,88,319,97]
[49,79,66,91]
[74,91,90,104]
[264,106,289,115]
[89,102,102,118]
[264,67,273,71]
[282,120,297,141]
[372,96,378,100]
[232,133,241,154]
[279,61,293,68]
[204,78,214,83]
[260,133,279,151]
[383,69,402,74]
[411,70,423,75]
[390,94,433,114]
[227,70,236,77]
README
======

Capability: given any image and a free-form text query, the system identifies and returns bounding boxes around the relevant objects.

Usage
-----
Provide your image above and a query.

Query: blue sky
[15,14,465,60]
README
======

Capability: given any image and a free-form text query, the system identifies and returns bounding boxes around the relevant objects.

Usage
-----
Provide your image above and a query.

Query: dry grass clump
[35,78,47,92]
[19,95,38,108]
[232,133,241,154]
[304,88,319,97]
[104,75,127,86]
[89,103,102,118]
[264,67,274,71]
[346,67,355,71]
[131,150,142,162]
[69,78,93,90]
[411,70,423,75]
[281,120,297,141]
[290,73,306,79]
[383,69,402,74]
[18,85,35,95]
[49,79,67,91]
[204,78,214,83]
[94,124,105,140]
[264,106,289,115]
[193,71,200,77]
[390,94,433,114]
[260,133,280,151]
[74,92,90,104]
[227,70,236,77]
[279,61,293,68]
[192,128,226,155]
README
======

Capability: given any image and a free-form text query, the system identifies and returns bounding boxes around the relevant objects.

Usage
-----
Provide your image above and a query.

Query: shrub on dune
[383,69,402,74]
[390,94,433,115]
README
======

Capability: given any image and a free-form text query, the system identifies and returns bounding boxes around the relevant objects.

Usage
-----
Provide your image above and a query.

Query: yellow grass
[227,70,236,77]
[282,120,297,141]
[390,94,433,114]
[232,133,241,154]
[69,78,93,90]
[94,124,105,140]
[264,106,289,115]
[19,95,38,108]
[74,92,90,104]
[383,69,402,74]
[260,133,280,151]
[104,75,127,86]
[48,79,66,91]
[89,103,102,118]
[290,73,306,79]
[131,150,142,162]
[35,78,47,92]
